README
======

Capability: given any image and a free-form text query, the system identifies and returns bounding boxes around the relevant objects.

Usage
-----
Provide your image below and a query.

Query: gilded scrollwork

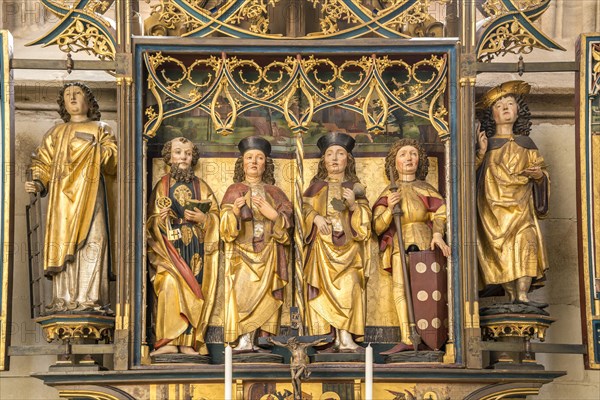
[590,43,600,98]
[27,0,117,61]
[480,314,555,342]
[43,323,114,342]
[230,0,281,34]
[144,0,450,39]
[143,51,449,138]
[476,0,565,62]
[35,315,115,343]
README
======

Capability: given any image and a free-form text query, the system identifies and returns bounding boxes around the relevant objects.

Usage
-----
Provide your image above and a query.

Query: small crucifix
[258,307,332,400]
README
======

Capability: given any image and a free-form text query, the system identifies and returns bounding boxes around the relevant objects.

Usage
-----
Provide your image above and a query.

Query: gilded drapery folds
[303,179,372,339]
[29,81,118,314]
[476,136,549,286]
[147,137,220,356]
[373,181,447,346]
[221,182,292,344]
[135,41,460,363]
[476,80,550,306]
[31,121,117,275]
[147,174,220,355]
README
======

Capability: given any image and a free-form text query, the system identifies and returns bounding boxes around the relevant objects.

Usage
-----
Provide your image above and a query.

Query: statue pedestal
[232,352,284,363]
[35,313,115,343]
[311,352,365,363]
[384,350,444,364]
[480,309,555,370]
[35,313,115,370]
[151,354,211,364]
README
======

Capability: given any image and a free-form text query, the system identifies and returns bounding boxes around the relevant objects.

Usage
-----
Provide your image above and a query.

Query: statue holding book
[147,137,220,356]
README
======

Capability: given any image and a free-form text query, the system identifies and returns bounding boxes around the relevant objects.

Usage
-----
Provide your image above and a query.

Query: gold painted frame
[0,30,14,371]
[577,33,600,370]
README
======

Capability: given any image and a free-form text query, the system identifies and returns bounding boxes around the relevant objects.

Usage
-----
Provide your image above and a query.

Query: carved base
[232,352,284,363]
[480,313,555,342]
[480,302,549,317]
[35,314,115,343]
[384,350,444,364]
[490,360,545,370]
[480,312,556,369]
[49,359,104,372]
[311,352,365,363]
[151,354,211,364]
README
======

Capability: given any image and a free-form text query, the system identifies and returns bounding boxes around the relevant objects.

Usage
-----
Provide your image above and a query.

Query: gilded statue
[372,138,450,354]
[147,137,220,356]
[25,82,117,313]
[476,80,549,308]
[220,136,292,353]
[303,132,371,353]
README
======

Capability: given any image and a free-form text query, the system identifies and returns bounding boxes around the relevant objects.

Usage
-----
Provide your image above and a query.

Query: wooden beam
[10,59,116,71]
[477,61,578,73]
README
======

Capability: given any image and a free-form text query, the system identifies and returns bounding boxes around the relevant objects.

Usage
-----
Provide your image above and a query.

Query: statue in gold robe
[372,138,450,354]
[25,83,117,313]
[220,136,292,353]
[303,132,371,353]
[147,137,220,356]
[476,81,549,308]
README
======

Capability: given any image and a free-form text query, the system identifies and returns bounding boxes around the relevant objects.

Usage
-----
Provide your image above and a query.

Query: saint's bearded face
[242,149,266,180]
[63,86,89,119]
[169,140,196,182]
[170,140,194,170]
[323,145,348,176]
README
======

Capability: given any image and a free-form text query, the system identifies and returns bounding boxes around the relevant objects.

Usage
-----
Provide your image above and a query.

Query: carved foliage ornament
[27,0,117,61]
[476,0,565,62]
[144,0,450,39]
[143,51,449,138]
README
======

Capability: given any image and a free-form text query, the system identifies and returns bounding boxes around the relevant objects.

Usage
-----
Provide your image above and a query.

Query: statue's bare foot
[150,345,178,356]
[178,346,198,355]
[380,342,414,355]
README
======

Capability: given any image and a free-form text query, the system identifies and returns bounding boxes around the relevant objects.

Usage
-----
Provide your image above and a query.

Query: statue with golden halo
[476,81,549,309]
[25,82,117,314]
[147,137,220,357]
[303,132,371,353]
[372,138,450,355]
[221,136,293,353]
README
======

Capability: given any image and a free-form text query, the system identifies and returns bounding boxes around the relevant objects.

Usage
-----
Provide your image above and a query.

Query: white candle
[225,344,232,400]
[365,343,373,400]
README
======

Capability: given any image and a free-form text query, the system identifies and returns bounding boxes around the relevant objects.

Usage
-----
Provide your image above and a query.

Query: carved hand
[314,215,332,235]
[477,130,488,156]
[252,196,278,221]
[184,207,207,224]
[387,192,401,210]
[522,166,543,180]
[430,232,451,257]
[159,206,171,221]
[232,196,246,217]
[342,187,356,211]
[24,181,40,193]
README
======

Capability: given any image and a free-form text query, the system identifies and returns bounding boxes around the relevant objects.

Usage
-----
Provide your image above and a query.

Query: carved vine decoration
[27,0,117,61]
[142,51,449,139]
[589,43,600,98]
[476,0,565,62]
[144,0,450,39]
